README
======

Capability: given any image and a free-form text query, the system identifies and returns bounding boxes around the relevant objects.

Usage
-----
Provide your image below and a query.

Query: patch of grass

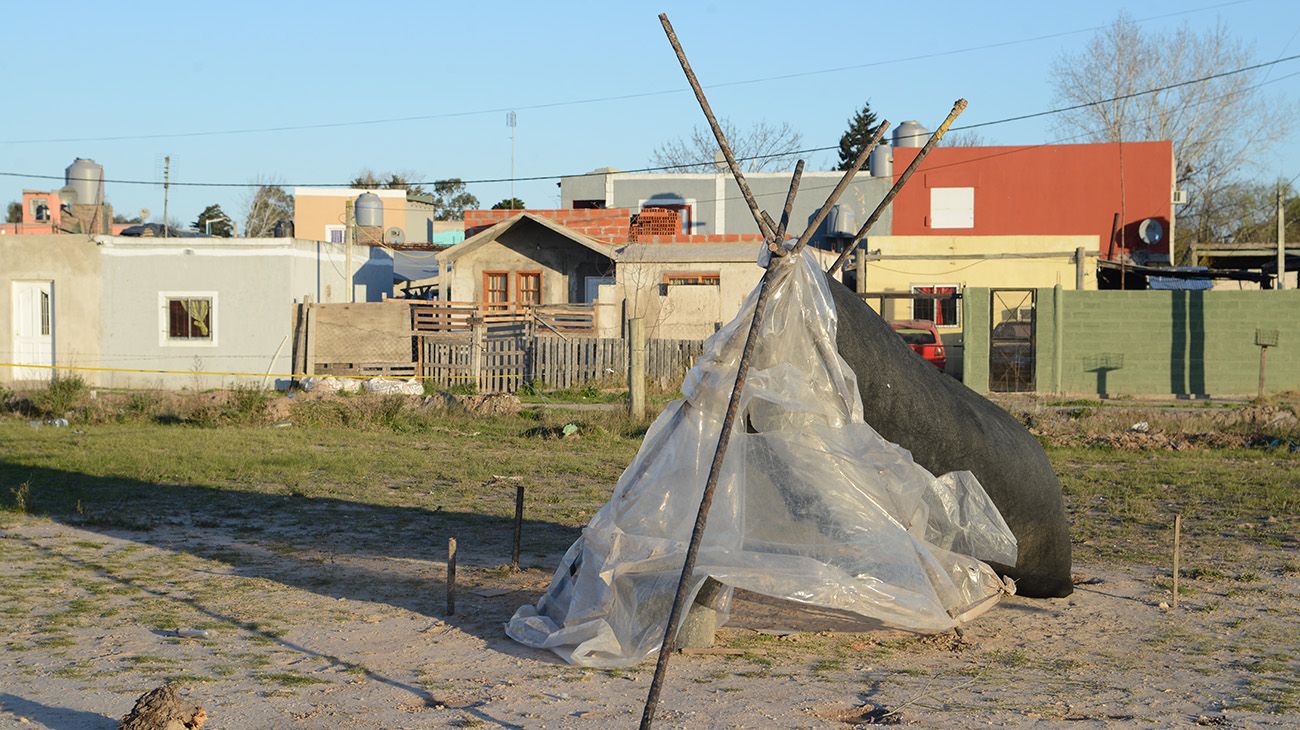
[986,649,1030,667]
[812,658,845,673]
[259,671,329,687]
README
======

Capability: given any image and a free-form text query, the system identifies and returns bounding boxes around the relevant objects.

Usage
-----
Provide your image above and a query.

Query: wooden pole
[512,485,524,571]
[828,99,968,276]
[469,315,484,393]
[345,199,356,303]
[1172,514,1181,610]
[628,317,647,419]
[447,537,457,616]
[1278,183,1287,291]
[1258,345,1268,399]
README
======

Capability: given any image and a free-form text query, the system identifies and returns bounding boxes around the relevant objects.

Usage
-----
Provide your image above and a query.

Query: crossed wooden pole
[638,14,966,729]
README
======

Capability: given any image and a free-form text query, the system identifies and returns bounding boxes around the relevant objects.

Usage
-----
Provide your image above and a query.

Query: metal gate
[989,289,1036,392]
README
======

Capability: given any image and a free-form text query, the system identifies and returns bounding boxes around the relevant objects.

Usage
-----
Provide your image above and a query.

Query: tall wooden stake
[162,155,171,239]
[1172,514,1181,610]
[512,485,524,571]
[447,537,457,616]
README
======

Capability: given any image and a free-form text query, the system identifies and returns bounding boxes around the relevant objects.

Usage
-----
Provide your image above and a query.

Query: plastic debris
[507,251,1017,667]
[1129,421,1150,433]
[362,377,424,395]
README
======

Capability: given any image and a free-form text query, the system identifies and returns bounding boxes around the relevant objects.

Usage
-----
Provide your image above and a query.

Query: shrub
[33,375,87,416]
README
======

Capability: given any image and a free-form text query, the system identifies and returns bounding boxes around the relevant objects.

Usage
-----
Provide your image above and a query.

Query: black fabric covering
[827,277,1073,598]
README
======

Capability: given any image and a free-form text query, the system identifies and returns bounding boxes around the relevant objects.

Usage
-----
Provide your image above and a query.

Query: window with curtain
[167,297,212,339]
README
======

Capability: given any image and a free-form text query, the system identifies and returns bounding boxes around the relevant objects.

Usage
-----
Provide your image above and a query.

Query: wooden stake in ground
[447,537,457,616]
[512,485,525,571]
[1172,514,1181,610]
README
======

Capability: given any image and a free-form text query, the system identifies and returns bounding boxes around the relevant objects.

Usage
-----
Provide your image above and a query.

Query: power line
[1,51,1297,191]
[0,0,1253,146]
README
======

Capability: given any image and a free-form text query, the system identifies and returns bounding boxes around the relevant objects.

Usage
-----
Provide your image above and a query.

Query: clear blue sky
[3,0,1297,227]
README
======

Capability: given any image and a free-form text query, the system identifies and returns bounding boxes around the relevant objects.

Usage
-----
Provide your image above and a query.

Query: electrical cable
[1,52,1296,190]
[0,0,1253,147]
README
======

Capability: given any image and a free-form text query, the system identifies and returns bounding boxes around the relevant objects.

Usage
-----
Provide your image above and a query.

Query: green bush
[34,375,87,416]
[221,384,271,424]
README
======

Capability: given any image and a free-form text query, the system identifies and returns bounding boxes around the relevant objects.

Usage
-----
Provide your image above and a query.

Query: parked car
[889,319,946,372]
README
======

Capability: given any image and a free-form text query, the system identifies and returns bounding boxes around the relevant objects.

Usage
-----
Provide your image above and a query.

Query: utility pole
[507,111,517,205]
[162,155,171,239]
[1278,182,1287,291]
[344,199,356,303]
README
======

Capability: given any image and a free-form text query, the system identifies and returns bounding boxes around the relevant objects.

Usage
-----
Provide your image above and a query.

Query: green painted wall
[965,287,1300,397]
[961,287,991,393]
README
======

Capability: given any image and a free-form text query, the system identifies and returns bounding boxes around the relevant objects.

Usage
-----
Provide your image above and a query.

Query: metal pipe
[828,99,968,276]
[658,13,775,241]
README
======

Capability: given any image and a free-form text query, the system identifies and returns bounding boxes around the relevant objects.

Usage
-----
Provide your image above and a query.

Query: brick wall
[464,208,632,242]
[463,208,766,245]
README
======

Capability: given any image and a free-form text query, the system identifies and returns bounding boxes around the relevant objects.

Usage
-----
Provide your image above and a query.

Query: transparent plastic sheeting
[507,250,1017,667]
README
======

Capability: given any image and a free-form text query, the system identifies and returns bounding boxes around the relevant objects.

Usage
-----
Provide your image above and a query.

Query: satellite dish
[385,226,405,244]
[1138,218,1165,246]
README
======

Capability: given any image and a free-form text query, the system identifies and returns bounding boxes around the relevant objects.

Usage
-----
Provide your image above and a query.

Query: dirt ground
[0,395,1297,728]
[1,512,1295,728]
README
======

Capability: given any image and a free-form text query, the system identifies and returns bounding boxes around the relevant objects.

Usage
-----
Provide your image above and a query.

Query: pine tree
[193,204,233,237]
[837,102,884,171]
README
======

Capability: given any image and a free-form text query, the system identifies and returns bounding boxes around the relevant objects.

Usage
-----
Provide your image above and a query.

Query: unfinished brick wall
[464,209,632,242]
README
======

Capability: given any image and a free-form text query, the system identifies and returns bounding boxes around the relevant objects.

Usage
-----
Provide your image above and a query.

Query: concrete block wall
[965,286,1300,397]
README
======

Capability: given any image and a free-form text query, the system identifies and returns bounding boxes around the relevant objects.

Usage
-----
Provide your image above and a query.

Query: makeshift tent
[507,250,1017,667]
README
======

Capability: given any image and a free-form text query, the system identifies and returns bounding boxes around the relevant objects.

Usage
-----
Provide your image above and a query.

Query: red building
[890,140,1175,263]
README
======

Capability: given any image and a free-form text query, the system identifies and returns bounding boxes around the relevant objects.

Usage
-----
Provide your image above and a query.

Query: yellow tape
[0,362,524,382]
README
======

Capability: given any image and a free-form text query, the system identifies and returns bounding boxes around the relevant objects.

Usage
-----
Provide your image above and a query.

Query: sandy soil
[1,513,1295,729]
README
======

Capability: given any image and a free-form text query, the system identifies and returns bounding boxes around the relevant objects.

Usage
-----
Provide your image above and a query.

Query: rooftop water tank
[827,204,858,238]
[893,120,929,148]
[66,158,104,206]
[355,192,383,228]
[869,144,893,177]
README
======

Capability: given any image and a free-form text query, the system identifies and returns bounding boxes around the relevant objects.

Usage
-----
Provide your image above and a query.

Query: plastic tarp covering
[507,250,1017,667]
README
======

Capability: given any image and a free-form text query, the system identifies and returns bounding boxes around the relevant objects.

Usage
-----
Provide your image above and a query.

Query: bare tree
[943,130,991,147]
[241,177,294,238]
[650,119,803,172]
[1051,12,1292,257]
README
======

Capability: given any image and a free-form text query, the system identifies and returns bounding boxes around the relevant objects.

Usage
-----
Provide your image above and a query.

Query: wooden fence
[417,333,706,393]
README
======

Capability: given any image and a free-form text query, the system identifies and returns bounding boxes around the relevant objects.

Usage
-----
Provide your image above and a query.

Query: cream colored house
[854,235,1099,327]
[293,187,442,245]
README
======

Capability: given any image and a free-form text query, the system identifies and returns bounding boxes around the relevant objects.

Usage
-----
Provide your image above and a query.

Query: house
[0,233,392,389]
[560,168,892,245]
[889,140,1176,266]
[293,187,462,246]
[435,209,827,340]
[1,188,133,236]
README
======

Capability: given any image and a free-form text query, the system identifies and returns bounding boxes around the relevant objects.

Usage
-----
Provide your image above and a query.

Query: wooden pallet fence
[416,334,705,393]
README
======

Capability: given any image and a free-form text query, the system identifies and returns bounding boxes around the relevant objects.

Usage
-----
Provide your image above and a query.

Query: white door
[12,281,54,381]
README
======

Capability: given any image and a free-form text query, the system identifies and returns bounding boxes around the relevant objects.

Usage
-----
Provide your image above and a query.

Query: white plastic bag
[362,378,423,395]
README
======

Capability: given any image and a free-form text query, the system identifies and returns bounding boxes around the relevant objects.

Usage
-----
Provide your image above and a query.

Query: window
[39,291,50,336]
[911,285,959,327]
[573,200,606,209]
[168,298,213,339]
[325,225,345,244]
[484,271,510,310]
[663,271,720,286]
[30,198,50,222]
[516,272,542,305]
[929,187,974,229]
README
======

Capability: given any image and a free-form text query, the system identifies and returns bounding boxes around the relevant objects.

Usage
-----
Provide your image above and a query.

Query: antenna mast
[507,111,517,204]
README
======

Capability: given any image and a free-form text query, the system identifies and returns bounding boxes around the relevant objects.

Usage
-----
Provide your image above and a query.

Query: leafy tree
[193,204,233,237]
[837,102,886,170]
[1051,12,1291,258]
[350,169,427,196]
[112,212,144,224]
[432,179,479,221]
[242,181,294,238]
[651,119,803,173]
[5,201,21,223]
[492,197,526,210]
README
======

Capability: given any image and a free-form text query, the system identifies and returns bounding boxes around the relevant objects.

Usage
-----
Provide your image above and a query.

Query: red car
[889,319,947,372]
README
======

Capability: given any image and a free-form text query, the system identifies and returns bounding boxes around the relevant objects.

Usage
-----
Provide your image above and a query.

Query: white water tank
[869,144,893,177]
[893,120,929,148]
